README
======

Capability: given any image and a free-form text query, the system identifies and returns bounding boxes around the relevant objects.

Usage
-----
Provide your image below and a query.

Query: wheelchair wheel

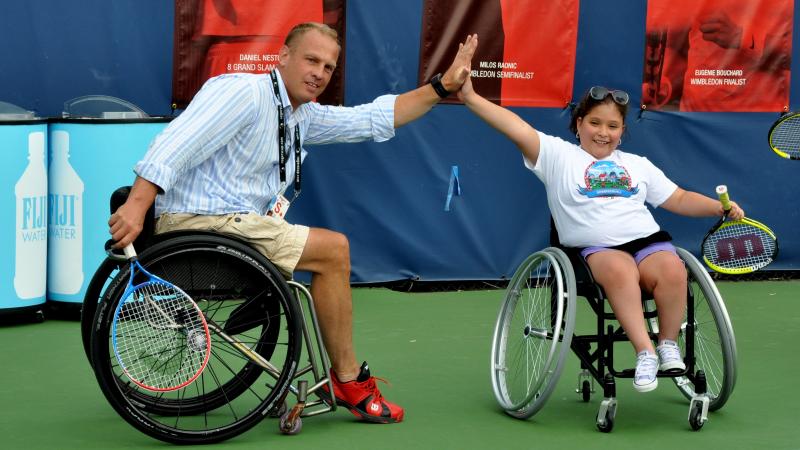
[656,248,737,411]
[90,233,302,444]
[490,248,576,419]
[81,257,123,364]
[87,234,296,420]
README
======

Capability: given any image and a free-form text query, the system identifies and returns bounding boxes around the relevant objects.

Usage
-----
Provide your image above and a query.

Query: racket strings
[702,222,776,271]
[771,116,800,158]
[115,281,209,391]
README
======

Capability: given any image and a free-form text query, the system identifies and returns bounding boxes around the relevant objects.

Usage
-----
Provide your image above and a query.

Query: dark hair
[284,22,340,48]
[569,89,628,135]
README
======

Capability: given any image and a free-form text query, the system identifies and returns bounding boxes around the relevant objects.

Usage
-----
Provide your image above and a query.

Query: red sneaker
[321,362,404,423]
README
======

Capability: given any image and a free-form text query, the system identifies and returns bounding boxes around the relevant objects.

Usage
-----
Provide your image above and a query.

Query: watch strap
[430,73,450,98]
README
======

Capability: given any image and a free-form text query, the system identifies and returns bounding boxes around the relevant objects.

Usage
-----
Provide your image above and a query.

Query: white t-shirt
[526,131,678,248]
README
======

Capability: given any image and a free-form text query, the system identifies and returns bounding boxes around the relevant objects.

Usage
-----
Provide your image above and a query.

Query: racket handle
[123,244,138,260]
[716,185,731,211]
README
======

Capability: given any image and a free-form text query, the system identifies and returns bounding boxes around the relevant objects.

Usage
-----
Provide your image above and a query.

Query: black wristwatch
[430,73,451,98]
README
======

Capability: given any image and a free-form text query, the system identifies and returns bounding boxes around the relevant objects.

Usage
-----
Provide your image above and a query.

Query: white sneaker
[633,351,659,393]
[657,339,686,371]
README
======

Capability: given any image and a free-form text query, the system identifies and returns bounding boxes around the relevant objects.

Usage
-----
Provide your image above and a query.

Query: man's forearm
[393,84,442,128]
[127,176,159,211]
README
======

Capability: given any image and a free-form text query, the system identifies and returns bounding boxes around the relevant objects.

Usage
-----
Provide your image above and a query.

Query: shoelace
[658,343,681,362]
[635,354,658,382]
[362,376,391,402]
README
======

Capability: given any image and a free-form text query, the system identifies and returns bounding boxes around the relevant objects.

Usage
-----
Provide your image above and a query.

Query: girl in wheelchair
[459,81,744,392]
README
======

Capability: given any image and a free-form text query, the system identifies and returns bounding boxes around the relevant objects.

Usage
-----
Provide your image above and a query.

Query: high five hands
[441,34,478,93]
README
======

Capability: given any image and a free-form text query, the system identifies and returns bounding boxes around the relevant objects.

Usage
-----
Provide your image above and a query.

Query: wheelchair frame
[82,190,340,444]
[490,246,736,432]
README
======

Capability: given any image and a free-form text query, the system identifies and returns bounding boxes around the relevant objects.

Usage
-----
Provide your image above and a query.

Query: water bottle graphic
[14,131,48,299]
[48,130,84,295]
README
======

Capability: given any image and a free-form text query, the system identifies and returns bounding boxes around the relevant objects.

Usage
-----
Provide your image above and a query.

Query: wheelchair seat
[549,218,656,303]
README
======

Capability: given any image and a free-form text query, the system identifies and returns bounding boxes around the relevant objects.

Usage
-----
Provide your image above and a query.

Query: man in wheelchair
[108,22,478,423]
[459,80,745,393]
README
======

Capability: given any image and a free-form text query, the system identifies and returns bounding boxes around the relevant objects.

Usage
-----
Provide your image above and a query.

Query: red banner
[419,0,578,107]
[642,0,793,112]
[172,0,345,109]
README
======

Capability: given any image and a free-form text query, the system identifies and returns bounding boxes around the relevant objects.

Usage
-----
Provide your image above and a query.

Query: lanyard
[270,70,302,198]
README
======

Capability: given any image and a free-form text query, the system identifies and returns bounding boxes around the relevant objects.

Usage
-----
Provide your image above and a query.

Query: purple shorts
[580,241,678,265]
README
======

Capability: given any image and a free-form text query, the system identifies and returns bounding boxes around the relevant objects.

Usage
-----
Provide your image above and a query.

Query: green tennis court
[0,281,797,449]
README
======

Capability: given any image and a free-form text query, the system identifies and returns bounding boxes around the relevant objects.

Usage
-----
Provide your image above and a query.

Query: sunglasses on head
[589,86,629,105]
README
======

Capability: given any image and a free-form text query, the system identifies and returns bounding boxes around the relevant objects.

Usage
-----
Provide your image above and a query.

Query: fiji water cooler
[47,96,171,317]
[0,102,47,322]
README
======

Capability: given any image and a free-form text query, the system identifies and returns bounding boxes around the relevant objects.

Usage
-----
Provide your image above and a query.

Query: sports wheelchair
[490,238,737,432]
[81,187,338,444]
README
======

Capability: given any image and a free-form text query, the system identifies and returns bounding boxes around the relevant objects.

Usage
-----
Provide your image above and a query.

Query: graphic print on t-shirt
[576,161,639,198]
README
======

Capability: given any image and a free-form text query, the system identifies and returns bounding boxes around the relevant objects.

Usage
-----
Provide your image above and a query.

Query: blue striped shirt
[135,70,397,216]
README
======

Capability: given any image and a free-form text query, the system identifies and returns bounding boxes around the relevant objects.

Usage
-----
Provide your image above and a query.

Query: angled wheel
[81,256,124,365]
[647,248,736,411]
[490,248,576,419]
[90,233,302,444]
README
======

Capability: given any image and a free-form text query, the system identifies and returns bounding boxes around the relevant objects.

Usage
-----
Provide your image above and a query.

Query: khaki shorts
[155,212,310,277]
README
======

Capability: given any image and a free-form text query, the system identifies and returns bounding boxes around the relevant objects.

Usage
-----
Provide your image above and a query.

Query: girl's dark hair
[568,90,629,135]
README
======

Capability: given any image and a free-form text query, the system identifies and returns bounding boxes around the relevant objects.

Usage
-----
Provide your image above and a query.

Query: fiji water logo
[19,195,47,240]
[576,161,639,198]
[49,194,80,239]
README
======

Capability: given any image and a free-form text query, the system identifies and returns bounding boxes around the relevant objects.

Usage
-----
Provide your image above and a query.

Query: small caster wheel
[279,411,303,435]
[597,409,614,432]
[596,399,616,433]
[581,380,591,402]
[689,402,705,431]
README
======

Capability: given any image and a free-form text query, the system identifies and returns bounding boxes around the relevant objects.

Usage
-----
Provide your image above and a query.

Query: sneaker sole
[659,361,687,371]
[634,379,658,393]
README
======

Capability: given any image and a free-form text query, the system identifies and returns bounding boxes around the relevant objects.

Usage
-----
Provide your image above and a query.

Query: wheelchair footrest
[610,368,689,379]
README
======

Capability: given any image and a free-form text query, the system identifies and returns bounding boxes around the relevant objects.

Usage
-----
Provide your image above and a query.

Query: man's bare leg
[295,227,359,382]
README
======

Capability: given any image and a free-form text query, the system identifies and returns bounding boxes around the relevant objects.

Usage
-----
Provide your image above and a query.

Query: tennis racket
[701,185,778,274]
[767,111,800,160]
[111,244,211,392]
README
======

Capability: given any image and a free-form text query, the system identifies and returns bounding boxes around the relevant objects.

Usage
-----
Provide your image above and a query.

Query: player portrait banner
[419,0,578,107]
[642,0,793,112]
[172,0,345,109]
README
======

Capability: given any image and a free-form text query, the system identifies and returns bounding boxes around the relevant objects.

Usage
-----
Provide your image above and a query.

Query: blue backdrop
[2,0,798,282]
